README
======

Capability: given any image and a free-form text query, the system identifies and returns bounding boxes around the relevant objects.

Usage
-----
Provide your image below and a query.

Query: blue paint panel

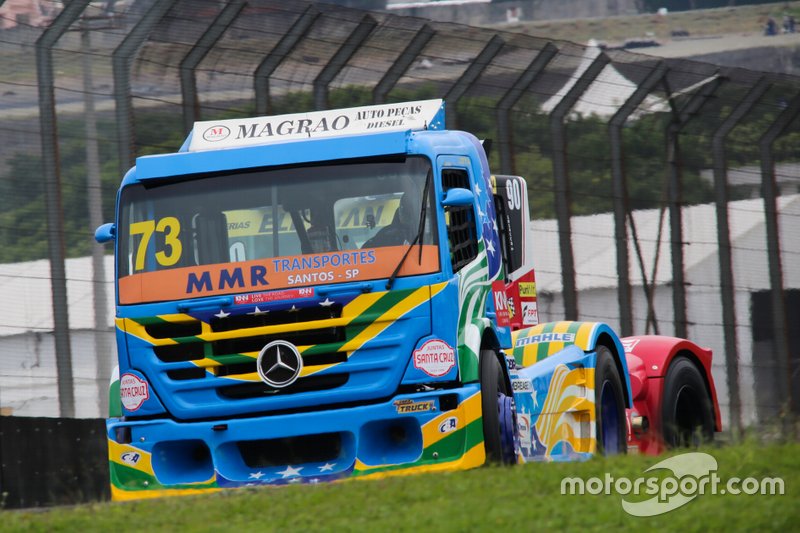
[129,131,410,183]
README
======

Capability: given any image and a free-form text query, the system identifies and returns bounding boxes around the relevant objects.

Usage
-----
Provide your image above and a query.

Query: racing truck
[96,99,720,500]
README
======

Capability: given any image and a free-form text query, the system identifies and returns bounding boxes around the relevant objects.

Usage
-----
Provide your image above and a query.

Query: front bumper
[108,384,485,500]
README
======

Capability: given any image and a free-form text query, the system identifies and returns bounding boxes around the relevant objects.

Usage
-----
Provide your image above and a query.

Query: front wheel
[595,346,627,455]
[480,349,517,465]
[661,356,714,448]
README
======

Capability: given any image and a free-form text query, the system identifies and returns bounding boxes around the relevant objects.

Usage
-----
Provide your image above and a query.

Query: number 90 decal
[129,217,182,271]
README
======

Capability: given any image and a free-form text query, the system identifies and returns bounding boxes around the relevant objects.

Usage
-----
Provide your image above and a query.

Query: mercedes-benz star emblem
[256,340,303,388]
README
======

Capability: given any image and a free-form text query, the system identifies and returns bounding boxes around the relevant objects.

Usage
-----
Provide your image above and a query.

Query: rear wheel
[595,346,626,455]
[661,356,714,448]
[480,349,516,465]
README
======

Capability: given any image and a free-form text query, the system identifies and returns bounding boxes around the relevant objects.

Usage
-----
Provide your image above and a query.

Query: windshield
[117,157,439,304]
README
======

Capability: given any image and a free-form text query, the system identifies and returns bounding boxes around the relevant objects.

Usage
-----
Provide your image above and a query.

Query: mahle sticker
[413,339,455,377]
[120,373,150,411]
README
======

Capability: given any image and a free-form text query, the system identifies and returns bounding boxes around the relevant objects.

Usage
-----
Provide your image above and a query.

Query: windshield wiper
[386,170,432,290]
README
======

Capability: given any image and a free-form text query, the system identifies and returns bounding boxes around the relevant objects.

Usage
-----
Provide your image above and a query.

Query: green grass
[2,441,798,531]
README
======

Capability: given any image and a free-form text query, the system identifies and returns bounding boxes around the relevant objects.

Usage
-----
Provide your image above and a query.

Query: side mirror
[95,223,116,244]
[441,187,474,208]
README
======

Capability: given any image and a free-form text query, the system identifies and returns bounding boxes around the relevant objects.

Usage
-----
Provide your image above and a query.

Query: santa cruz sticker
[413,339,456,377]
[120,373,150,411]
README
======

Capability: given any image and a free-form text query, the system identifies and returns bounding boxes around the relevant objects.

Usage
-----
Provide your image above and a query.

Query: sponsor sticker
[438,416,459,434]
[518,414,532,450]
[511,378,534,392]
[121,451,141,466]
[394,399,435,414]
[202,125,231,142]
[518,282,537,298]
[521,301,538,325]
[413,339,456,377]
[120,373,150,411]
[515,332,575,348]
[491,280,511,327]
[621,338,640,353]
[233,287,315,305]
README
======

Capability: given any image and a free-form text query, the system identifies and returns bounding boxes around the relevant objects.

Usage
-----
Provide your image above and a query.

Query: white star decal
[248,471,265,480]
[492,219,498,232]
[277,465,303,478]
[214,309,230,319]
[474,182,482,195]
[486,239,496,256]
[477,204,485,218]
[248,306,269,316]
[288,305,298,312]
[318,462,336,472]
[319,298,335,307]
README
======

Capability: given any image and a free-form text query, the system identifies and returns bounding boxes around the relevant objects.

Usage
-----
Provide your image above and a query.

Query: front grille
[146,302,350,394]
[128,287,430,419]
[218,373,349,399]
[212,327,344,355]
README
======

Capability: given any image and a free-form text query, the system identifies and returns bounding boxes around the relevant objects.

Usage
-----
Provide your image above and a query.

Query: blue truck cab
[99,99,632,500]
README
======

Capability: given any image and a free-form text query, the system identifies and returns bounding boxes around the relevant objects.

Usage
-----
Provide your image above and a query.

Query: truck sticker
[394,399,435,414]
[413,339,456,377]
[118,245,439,304]
[120,373,149,411]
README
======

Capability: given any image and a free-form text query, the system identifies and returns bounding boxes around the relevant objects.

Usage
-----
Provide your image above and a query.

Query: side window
[442,169,478,273]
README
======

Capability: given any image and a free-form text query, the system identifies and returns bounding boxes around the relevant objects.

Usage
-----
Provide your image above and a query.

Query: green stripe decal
[536,321,556,362]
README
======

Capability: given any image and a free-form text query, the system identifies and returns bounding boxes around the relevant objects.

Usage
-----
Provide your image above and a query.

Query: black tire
[661,356,714,448]
[480,349,514,464]
[595,346,627,455]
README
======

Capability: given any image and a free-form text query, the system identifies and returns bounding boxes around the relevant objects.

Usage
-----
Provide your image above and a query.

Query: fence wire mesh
[0,0,798,431]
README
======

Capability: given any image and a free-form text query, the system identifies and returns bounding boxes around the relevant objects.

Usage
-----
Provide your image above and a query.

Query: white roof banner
[188,99,445,152]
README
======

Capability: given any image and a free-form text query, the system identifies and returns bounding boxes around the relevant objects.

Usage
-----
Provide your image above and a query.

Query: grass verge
[2,440,798,532]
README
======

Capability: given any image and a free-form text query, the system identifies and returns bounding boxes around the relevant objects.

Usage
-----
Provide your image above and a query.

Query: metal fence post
[373,23,435,105]
[180,0,246,132]
[664,74,723,339]
[496,42,558,175]
[711,77,771,431]
[608,62,668,337]
[549,53,611,320]
[254,6,318,116]
[758,92,800,417]
[35,0,91,418]
[444,34,505,130]
[313,14,377,111]
[112,0,178,177]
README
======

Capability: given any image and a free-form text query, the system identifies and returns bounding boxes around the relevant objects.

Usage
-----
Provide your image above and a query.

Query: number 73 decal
[129,217,182,271]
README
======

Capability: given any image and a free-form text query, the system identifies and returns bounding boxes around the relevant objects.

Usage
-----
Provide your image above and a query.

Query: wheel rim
[600,380,620,454]
[497,392,516,464]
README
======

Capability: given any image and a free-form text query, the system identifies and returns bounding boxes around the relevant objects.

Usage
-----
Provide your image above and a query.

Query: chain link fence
[1,0,798,432]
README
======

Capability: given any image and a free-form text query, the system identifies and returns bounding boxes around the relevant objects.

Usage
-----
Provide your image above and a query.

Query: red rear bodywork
[622,335,721,455]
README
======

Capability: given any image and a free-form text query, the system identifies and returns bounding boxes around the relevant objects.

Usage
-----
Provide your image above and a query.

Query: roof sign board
[188,99,445,152]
